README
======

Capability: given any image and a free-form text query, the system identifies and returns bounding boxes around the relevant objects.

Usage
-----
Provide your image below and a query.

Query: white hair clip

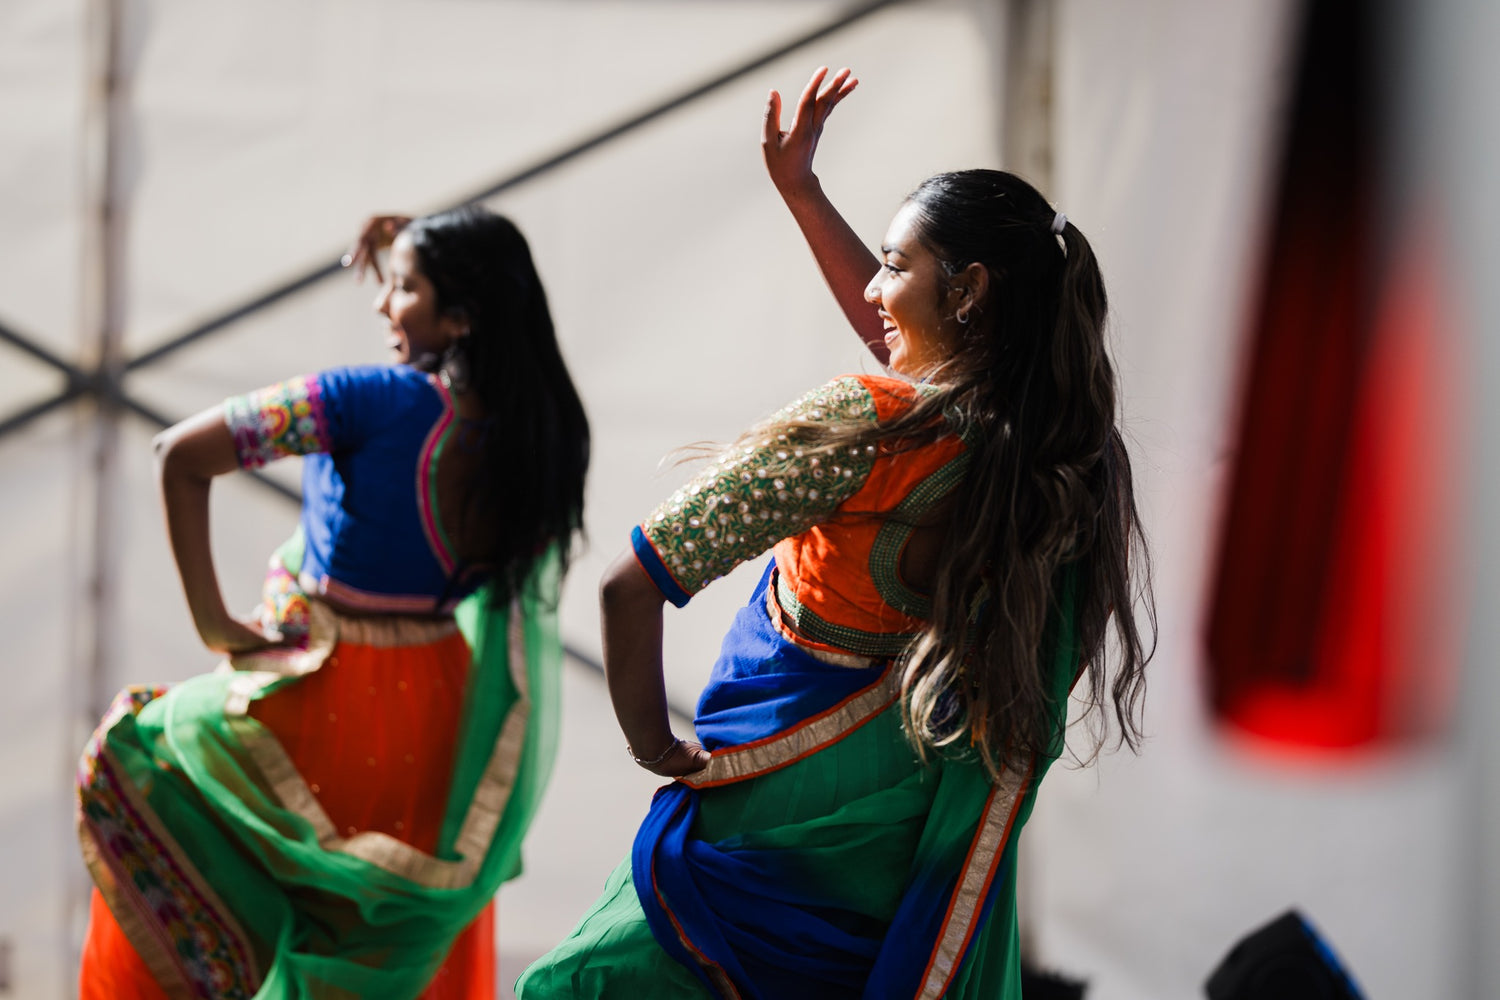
[1050,211,1067,235]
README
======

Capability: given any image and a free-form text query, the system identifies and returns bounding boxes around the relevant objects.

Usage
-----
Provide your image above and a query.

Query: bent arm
[599,550,708,777]
[762,68,889,364]
[777,181,888,363]
[155,407,273,652]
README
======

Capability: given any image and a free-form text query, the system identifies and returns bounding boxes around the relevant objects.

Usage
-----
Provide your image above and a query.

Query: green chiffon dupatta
[77,550,563,1000]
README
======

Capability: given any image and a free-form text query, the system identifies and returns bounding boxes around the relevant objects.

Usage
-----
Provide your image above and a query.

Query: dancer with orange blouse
[518,67,1153,1000]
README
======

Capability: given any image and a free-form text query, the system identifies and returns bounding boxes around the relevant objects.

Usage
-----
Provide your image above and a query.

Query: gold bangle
[628,737,680,768]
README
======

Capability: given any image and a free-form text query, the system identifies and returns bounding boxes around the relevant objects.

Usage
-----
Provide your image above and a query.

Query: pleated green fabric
[518,705,1036,1000]
[77,549,563,1000]
[519,570,1077,1000]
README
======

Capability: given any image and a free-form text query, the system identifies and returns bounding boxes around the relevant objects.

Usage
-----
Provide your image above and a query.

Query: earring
[956,307,971,325]
[439,332,472,393]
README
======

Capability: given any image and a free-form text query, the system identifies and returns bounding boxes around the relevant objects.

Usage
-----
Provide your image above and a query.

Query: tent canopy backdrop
[1,1,1496,998]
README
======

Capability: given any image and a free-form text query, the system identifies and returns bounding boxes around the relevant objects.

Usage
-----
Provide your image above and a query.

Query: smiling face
[865,202,967,378]
[372,232,465,365]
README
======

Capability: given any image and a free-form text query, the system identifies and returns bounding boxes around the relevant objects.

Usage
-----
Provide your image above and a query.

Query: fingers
[790,65,827,134]
[346,215,411,282]
[762,89,782,147]
[203,616,284,655]
[666,741,712,777]
[817,68,857,121]
[818,66,851,102]
[351,241,381,284]
[364,218,390,283]
[645,738,712,777]
[832,72,858,105]
[346,245,373,283]
[347,226,372,282]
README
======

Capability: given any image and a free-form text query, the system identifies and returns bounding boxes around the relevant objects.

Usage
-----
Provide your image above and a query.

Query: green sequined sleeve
[633,376,879,606]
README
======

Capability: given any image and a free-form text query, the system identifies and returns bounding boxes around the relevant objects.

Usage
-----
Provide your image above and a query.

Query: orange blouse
[634,374,968,658]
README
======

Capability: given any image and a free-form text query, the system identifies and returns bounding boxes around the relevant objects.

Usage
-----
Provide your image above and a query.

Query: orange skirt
[79,623,496,999]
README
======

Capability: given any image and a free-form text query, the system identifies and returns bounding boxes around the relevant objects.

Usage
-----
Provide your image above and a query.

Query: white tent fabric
[2,1,1497,998]
[1033,3,1467,998]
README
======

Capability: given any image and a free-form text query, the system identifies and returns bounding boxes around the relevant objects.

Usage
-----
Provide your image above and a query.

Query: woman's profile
[518,67,1153,999]
[75,206,589,999]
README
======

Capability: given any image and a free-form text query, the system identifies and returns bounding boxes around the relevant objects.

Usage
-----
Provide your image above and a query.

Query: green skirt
[517,702,1033,1000]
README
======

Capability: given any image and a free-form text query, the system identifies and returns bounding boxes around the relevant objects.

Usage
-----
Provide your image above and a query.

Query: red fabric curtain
[1206,0,1460,749]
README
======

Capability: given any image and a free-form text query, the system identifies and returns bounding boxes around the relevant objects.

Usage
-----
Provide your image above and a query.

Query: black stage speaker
[1205,910,1364,1000]
[1020,962,1088,999]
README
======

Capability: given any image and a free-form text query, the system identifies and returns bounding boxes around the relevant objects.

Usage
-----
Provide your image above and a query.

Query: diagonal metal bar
[0,320,90,441]
[0,386,85,440]
[0,318,85,377]
[122,0,909,374]
[452,0,909,207]
[125,261,345,372]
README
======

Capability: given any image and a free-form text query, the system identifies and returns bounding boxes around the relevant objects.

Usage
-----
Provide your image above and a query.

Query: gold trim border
[678,666,899,789]
[916,762,1032,999]
[223,602,531,889]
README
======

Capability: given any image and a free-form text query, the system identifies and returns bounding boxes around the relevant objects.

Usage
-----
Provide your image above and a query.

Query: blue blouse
[223,364,471,633]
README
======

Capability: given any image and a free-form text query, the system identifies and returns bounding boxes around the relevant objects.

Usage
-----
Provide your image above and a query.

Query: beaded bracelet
[628,737,681,769]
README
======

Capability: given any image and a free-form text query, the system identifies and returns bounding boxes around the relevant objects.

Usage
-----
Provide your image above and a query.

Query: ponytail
[744,172,1154,779]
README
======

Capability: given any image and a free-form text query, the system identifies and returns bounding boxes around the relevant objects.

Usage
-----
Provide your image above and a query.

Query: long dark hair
[750,170,1153,778]
[404,205,590,604]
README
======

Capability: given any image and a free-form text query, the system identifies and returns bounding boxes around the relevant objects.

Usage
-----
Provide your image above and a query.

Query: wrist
[628,735,680,769]
[777,175,824,208]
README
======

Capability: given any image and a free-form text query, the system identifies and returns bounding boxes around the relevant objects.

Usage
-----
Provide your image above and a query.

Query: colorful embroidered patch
[78,686,261,999]
[258,557,312,648]
[224,374,331,469]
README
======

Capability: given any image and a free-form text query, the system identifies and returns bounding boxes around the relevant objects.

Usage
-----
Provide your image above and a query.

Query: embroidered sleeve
[633,376,880,607]
[223,374,333,469]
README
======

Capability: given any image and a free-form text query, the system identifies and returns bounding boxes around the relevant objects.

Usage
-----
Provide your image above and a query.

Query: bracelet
[628,737,681,768]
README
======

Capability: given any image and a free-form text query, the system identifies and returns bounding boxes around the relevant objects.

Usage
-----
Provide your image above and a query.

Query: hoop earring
[956,308,971,325]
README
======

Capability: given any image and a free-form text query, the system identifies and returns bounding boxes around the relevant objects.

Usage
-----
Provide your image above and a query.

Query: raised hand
[343,214,413,283]
[762,66,858,197]
[760,67,886,360]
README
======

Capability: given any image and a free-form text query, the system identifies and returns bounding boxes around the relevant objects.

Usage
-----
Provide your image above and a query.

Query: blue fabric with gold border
[630,566,1029,999]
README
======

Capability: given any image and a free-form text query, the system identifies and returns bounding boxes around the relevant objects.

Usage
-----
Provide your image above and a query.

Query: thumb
[762,89,782,146]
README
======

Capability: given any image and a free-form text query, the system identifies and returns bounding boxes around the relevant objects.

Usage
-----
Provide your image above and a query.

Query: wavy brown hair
[748,170,1153,779]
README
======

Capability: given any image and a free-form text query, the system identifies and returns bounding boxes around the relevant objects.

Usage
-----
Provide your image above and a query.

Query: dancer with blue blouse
[77,206,589,1000]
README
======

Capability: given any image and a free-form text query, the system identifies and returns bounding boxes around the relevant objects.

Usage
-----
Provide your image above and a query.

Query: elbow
[600,551,662,614]
[599,557,634,610]
[152,424,207,486]
[152,428,178,480]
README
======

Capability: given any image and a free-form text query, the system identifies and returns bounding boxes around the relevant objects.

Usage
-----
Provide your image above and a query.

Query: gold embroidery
[762,583,876,669]
[642,376,878,599]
